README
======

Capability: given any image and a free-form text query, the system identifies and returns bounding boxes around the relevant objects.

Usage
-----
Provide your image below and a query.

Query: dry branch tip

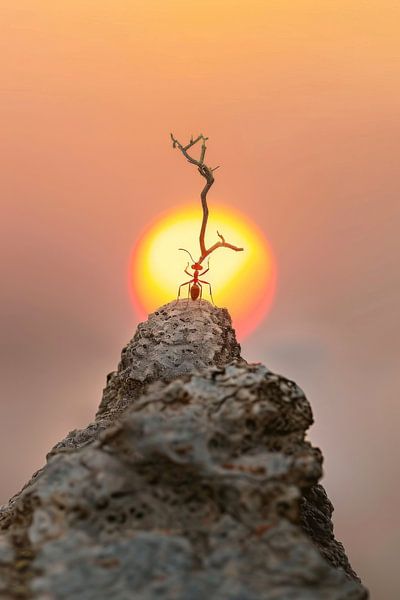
[171,132,244,264]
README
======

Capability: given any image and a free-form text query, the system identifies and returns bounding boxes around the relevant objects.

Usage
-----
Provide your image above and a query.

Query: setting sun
[130,203,276,338]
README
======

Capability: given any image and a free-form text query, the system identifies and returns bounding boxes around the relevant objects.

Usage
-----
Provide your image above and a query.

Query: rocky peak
[0,301,368,599]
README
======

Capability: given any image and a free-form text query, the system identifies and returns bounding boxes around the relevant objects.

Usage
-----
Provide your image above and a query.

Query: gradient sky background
[1,2,399,597]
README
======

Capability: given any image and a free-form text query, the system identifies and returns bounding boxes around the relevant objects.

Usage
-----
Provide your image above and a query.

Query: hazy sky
[1,2,399,597]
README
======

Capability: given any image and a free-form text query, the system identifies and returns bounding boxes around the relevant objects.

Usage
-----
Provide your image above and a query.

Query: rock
[0,300,368,599]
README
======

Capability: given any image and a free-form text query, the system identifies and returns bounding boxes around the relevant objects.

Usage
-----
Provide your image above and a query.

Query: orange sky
[1,2,400,597]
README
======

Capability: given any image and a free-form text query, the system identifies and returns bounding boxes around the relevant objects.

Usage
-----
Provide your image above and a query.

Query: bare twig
[170,133,243,264]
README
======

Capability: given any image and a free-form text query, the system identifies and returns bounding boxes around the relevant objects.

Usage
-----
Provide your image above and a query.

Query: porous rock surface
[0,300,368,599]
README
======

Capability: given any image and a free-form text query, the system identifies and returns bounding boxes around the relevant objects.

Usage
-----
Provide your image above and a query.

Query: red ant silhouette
[176,249,214,305]
[171,132,243,307]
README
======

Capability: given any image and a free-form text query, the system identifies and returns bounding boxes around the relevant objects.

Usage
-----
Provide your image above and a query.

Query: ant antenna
[178,248,195,263]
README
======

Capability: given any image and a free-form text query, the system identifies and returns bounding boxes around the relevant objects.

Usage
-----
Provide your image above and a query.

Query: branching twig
[170,133,243,264]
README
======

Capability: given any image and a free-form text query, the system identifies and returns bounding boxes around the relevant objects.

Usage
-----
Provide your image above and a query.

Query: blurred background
[1,2,399,597]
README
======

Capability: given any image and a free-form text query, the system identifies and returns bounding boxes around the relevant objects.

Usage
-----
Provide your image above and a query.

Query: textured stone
[0,300,368,599]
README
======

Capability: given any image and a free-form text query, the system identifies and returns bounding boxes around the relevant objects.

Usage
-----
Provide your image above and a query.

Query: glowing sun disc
[129,203,276,339]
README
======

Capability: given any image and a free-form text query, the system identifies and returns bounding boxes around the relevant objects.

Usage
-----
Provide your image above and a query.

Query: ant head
[192,263,203,270]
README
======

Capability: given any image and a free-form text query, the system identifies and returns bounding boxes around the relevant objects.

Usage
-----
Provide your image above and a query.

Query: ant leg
[198,282,203,306]
[199,280,216,306]
[176,281,191,304]
[200,259,210,277]
[186,283,191,308]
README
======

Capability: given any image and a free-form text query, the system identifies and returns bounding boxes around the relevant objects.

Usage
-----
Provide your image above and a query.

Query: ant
[176,249,215,305]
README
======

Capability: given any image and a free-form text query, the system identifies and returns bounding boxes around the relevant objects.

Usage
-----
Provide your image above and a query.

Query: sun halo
[129,203,276,339]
